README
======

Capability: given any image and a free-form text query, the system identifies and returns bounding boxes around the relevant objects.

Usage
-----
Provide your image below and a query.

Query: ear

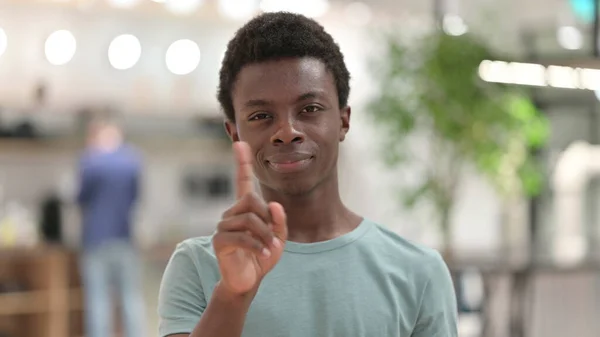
[224,120,240,142]
[339,106,351,142]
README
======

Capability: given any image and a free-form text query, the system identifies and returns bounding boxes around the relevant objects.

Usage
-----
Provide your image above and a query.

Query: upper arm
[411,252,458,337]
[158,242,207,337]
[77,157,93,205]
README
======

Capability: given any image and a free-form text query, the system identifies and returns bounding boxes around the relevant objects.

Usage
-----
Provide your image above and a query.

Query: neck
[260,170,361,243]
[94,139,122,153]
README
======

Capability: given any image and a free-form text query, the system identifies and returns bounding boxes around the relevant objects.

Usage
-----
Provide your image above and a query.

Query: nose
[270,116,304,145]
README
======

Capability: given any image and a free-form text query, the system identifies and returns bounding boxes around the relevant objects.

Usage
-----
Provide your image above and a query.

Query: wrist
[214,281,257,308]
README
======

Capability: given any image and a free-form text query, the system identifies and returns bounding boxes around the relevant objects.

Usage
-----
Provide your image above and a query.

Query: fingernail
[261,248,271,258]
[272,237,281,249]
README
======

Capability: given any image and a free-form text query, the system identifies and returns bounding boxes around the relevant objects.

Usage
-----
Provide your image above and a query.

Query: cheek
[252,148,270,176]
[324,118,342,143]
[313,127,340,164]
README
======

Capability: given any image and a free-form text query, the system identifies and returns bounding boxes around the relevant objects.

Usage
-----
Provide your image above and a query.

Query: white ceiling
[0,0,587,114]
[0,0,567,25]
[0,0,585,64]
[22,0,581,40]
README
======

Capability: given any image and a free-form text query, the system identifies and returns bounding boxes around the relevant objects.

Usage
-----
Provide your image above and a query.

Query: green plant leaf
[368,28,550,213]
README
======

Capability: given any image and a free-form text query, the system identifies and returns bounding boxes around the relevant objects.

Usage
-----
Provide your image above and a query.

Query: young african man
[158,11,458,337]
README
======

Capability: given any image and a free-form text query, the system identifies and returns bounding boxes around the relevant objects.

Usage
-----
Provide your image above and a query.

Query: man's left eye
[302,105,321,113]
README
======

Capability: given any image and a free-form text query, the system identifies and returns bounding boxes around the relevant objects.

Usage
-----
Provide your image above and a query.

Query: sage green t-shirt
[158,218,458,337]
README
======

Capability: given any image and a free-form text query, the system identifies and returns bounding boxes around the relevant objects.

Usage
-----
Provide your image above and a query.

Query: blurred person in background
[158,12,457,337]
[77,118,146,337]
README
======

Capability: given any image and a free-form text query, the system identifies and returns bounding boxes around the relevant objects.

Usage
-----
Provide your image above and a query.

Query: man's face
[89,123,122,149]
[226,57,350,196]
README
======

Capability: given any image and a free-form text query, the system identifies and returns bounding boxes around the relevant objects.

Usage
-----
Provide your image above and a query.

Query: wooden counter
[0,245,82,337]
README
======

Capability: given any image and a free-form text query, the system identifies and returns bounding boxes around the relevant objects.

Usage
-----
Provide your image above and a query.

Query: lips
[265,152,313,173]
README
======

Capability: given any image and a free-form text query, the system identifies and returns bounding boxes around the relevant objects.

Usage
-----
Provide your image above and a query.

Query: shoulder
[171,235,216,265]
[362,220,450,286]
[368,221,445,269]
[160,235,220,291]
[366,222,456,321]
[164,235,220,278]
[120,144,143,161]
[158,238,214,335]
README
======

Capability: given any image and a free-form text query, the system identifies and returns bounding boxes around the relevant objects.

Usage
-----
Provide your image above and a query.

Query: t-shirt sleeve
[411,252,458,337]
[158,241,206,337]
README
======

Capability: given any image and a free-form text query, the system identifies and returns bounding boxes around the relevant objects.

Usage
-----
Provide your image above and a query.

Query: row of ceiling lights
[478,58,600,105]
[478,59,600,92]
[107,0,332,18]
[0,0,374,75]
[0,28,202,75]
[104,0,591,46]
[105,0,375,25]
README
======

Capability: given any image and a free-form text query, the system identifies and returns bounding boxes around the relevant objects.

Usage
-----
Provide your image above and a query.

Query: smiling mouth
[267,157,314,173]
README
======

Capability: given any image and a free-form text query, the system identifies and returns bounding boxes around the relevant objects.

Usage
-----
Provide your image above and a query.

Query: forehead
[231,57,337,106]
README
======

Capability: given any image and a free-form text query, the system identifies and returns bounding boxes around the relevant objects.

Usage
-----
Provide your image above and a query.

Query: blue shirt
[77,145,141,249]
[158,218,458,337]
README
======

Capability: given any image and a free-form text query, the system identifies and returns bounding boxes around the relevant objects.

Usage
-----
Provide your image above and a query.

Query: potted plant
[368,30,550,260]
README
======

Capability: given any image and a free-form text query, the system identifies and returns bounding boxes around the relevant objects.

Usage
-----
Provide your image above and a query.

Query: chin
[268,179,319,196]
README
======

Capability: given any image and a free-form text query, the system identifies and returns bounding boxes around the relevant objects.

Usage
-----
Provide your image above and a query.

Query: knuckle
[245,213,268,236]
[234,234,249,246]
[251,239,263,250]
[244,212,259,225]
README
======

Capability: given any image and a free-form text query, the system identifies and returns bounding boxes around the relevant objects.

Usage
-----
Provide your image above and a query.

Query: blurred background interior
[0,0,600,336]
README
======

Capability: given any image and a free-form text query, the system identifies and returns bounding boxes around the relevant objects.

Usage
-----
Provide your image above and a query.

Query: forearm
[189,282,255,337]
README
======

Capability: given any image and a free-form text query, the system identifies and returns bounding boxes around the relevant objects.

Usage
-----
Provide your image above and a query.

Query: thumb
[268,202,288,242]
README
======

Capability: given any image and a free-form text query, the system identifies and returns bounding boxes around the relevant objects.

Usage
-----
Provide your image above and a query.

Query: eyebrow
[296,91,324,102]
[243,91,325,108]
[244,99,270,108]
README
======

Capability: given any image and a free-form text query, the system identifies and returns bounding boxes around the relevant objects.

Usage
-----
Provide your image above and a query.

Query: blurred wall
[0,3,505,252]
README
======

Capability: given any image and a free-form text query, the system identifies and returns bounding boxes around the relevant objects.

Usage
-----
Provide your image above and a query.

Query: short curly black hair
[217,12,351,122]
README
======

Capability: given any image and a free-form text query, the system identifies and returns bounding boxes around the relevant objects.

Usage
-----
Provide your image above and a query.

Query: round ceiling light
[165,39,201,75]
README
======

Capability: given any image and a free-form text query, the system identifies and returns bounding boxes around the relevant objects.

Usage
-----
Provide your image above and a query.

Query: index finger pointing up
[233,141,255,199]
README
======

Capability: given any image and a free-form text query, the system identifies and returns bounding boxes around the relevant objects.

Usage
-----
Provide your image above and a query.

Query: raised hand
[212,141,288,295]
